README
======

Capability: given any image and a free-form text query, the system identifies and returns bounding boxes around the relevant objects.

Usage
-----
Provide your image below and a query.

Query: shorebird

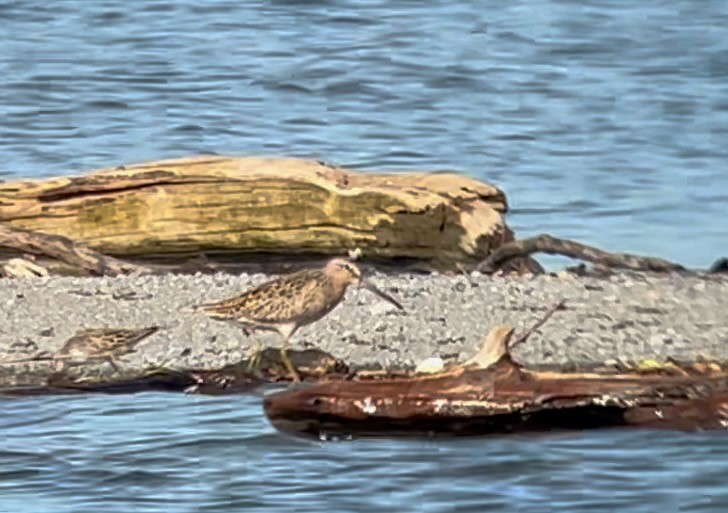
[2,326,161,373]
[192,257,404,382]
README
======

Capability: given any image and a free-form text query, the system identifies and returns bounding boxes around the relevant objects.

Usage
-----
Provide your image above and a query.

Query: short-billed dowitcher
[193,257,404,382]
[2,326,161,372]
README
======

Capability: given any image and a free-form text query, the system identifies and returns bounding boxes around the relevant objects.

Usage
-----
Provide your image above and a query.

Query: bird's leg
[105,357,121,375]
[279,342,300,383]
[246,340,264,371]
[278,325,301,383]
[240,326,264,371]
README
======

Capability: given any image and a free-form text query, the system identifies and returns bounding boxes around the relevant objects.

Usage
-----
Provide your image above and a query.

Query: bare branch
[479,234,687,274]
[509,300,567,349]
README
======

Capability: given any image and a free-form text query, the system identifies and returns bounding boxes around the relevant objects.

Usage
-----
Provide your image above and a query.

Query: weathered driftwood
[0,257,49,278]
[0,224,147,276]
[261,311,728,438]
[262,356,728,439]
[0,155,511,272]
[478,234,689,275]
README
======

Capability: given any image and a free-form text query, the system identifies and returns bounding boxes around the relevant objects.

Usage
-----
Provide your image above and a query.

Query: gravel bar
[1,271,727,372]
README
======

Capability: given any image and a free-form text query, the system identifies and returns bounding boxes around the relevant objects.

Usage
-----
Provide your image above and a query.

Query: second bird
[192,257,404,382]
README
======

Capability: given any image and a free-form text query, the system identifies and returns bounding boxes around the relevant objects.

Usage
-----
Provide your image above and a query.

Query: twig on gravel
[509,299,567,350]
[479,234,688,275]
[0,224,148,277]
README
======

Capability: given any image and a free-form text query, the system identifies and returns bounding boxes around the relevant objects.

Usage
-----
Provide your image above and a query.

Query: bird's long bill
[361,280,405,310]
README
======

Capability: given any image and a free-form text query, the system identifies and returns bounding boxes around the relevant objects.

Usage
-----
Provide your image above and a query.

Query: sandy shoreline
[1,270,727,378]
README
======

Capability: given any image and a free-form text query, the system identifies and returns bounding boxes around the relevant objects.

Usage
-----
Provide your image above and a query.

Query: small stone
[415,357,445,374]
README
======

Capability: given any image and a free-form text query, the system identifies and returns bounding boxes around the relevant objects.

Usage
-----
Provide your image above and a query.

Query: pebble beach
[1,270,726,375]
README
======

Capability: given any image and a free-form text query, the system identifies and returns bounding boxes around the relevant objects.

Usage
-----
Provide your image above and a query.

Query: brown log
[263,358,728,438]
[479,234,688,274]
[0,224,147,276]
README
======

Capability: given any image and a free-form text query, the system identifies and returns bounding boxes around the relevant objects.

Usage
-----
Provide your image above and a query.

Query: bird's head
[323,257,404,311]
[323,257,362,286]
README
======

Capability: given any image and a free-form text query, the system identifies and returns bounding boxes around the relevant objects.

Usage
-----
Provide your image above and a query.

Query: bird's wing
[104,327,160,350]
[59,327,159,355]
[196,270,327,323]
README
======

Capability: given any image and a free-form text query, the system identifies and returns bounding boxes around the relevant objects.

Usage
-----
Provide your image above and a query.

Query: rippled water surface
[4,393,728,513]
[1,0,728,510]
[1,0,727,267]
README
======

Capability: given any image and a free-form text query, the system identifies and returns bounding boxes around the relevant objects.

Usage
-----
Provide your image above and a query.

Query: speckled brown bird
[193,257,404,382]
[53,326,161,371]
[2,326,161,372]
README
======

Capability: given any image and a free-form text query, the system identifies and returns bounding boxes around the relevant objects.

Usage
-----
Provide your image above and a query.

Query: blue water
[3,393,728,513]
[1,0,728,510]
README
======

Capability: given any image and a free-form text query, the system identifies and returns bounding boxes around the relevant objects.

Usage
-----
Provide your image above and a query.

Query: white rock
[415,356,445,374]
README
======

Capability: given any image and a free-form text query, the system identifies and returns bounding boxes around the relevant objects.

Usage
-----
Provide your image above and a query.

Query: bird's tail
[182,301,233,319]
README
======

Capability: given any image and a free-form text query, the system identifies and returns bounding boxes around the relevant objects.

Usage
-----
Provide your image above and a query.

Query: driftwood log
[261,308,728,438]
[0,224,147,276]
[0,257,49,278]
[262,356,728,439]
[0,155,512,272]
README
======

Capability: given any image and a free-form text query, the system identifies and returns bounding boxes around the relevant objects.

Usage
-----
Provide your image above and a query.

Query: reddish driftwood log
[479,234,688,275]
[0,224,147,276]
[263,358,728,439]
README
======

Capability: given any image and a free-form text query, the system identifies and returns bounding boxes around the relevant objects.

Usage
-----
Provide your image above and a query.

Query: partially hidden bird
[2,326,161,373]
[192,257,404,382]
